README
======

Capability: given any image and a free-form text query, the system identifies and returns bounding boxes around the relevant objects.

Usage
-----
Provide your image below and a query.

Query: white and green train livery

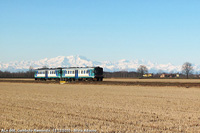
[34,67,103,81]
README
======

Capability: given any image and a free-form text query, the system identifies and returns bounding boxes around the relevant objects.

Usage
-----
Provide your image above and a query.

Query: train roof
[35,66,102,70]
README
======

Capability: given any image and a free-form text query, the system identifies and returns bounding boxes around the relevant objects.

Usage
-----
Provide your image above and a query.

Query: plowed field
[0,82,200,132]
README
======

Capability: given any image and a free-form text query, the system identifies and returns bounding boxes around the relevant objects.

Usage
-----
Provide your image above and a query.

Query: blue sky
[0,0,200,65]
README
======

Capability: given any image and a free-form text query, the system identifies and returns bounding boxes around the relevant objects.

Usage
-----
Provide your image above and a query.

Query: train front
[94,67,104,81]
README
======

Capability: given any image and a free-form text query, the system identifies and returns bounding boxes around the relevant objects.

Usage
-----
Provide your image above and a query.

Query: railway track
[1,79,200,88]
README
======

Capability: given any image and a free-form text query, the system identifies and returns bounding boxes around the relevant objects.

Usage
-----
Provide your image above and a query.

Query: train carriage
[35,68,61,81]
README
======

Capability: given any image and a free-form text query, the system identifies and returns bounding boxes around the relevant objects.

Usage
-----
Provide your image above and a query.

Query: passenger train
[34,67,103,81]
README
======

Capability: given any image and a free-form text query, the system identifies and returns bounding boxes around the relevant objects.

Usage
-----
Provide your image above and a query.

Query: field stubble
[0,82,200,132]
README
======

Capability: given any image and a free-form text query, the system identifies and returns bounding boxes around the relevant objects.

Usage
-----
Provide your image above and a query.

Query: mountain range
[0,55,199,73]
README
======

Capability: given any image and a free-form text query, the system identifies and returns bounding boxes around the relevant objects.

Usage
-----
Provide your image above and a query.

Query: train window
[68,71,69,74]
[72,71,74,74]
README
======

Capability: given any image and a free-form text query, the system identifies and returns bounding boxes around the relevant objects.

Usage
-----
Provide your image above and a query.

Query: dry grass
[0,83,200,132]
[104,78,200,83]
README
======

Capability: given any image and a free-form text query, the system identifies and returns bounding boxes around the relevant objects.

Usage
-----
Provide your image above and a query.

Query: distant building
[160,73,179,78]
[143,73,153,78]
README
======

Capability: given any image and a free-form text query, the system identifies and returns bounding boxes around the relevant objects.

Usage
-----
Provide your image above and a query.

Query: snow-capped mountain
[0,55,199,73]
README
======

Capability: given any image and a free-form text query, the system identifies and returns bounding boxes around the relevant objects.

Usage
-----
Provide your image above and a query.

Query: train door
[90,69,94,77]
[45,70,48,79]
[75,70,78,80]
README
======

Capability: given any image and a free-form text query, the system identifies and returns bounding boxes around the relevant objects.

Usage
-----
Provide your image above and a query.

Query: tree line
[0,69,34,78]
[104,62,196,79]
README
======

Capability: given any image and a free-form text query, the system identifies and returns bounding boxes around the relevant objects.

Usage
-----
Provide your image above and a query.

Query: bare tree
[157,69,163,75]
[42,66,48,68]
[182,62,193,79]
[29,66,34,72]
[137,65,148,78]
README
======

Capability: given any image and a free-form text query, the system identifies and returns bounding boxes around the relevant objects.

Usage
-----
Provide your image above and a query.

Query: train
[34,66,103,81]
